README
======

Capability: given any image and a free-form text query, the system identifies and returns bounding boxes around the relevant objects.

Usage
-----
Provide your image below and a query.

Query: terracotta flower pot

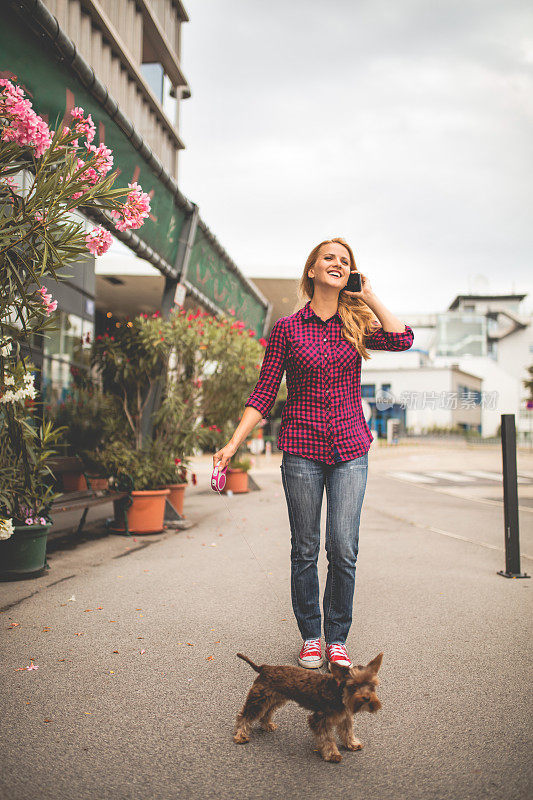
[62,472,87,491]
[165,483,187,514]
[224,468,249,494]
[86,475,109,491]
[0,522,51,580]
[112,488,170,535]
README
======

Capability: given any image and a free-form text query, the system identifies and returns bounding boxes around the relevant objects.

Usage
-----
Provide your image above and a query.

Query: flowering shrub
[0,79,150,523]
[149,306,271,471]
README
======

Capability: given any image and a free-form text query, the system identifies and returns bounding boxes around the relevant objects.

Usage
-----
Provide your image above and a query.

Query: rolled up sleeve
[244,317,287,419]
[364,323,414,351]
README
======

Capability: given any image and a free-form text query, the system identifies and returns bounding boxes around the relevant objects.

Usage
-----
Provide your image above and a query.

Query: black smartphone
[344,272,362,293]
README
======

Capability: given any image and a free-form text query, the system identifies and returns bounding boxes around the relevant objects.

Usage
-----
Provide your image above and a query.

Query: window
[141,26,178,124]
[41,312,93,408]
[361,384,375,398]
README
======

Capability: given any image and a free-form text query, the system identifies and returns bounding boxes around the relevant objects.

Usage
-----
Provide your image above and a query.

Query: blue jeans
[280,446,368,644]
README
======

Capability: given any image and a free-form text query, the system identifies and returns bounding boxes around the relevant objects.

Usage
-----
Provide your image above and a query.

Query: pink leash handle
[211,463,228,492]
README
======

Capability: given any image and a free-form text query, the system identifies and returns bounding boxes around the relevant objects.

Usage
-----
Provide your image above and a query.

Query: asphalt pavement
[0,441,532,800]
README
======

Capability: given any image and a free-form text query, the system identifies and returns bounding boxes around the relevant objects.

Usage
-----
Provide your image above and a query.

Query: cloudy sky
[178,0,533,315]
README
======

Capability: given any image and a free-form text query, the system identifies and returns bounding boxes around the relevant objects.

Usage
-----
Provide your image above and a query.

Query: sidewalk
[0,444,531,800]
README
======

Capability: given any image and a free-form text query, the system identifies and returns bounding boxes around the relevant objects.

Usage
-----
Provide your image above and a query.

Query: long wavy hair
[293,237,379,361]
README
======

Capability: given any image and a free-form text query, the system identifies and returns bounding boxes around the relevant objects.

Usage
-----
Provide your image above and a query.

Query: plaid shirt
[245,299,414,464]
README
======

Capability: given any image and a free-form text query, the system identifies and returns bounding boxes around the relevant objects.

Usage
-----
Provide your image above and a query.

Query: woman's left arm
[345,272,414,351]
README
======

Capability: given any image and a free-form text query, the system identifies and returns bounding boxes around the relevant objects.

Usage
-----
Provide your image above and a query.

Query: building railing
[43,0,185,178]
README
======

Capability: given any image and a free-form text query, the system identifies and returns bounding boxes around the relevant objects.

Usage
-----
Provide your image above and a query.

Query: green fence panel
[188,227,266,333]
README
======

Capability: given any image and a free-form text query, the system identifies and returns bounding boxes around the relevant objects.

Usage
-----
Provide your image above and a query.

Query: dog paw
[323,751,342,763]
[260,721,278,731]
[345,738,363,751]
[233,732,250,744]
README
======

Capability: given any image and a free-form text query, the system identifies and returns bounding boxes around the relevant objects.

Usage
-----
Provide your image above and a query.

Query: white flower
[0,517,15,540]
[0,372,36,404]
[0,340,12,357]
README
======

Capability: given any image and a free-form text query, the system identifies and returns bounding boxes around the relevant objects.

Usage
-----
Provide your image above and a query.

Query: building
[434,294,532,438]
[362,293,532,438]
[2,0,271,405]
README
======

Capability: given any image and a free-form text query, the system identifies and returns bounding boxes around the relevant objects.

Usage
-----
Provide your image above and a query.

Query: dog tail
[236,653,262,672]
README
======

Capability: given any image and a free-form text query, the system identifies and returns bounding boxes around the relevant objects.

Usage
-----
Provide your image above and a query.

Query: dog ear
[366,652,383,674]
[329,662,351,683]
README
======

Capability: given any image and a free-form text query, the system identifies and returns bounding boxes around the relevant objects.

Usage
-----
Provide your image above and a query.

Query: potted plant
[0,363,63,578]
[149,311,209,513]
[0,80,151,569]
[53,384,122,491]
[100,440,170,534]
[158,450,191,516]
[90,316,178,531]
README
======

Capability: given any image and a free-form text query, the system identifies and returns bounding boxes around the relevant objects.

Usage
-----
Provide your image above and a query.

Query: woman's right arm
[213,406,264,469]
[213,318,287,470]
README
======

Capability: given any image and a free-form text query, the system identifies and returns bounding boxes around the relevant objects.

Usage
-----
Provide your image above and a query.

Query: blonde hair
[293,237,379,360]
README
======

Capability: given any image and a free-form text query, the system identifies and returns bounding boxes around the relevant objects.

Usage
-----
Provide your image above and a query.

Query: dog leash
[211,462,285,611]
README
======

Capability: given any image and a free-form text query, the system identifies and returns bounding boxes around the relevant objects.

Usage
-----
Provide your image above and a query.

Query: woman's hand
[213,441,238,471]
[343,272,376,308]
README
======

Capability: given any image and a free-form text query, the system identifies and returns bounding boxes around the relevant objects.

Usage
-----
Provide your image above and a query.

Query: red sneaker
[325,643,352,668]
[298,638,324,669]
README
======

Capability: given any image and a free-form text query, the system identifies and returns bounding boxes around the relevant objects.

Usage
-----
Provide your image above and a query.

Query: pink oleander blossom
[71,107,95,144]
[111,182,151,231]
[85,226,113,256]
[38,285,58,315]
[0,79,52,157]
[85,141,113,177]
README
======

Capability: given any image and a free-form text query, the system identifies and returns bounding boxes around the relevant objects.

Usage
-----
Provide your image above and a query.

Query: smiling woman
[214,236,414,671]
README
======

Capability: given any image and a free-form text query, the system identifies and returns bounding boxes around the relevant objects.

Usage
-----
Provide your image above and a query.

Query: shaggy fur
[233,651,383,762]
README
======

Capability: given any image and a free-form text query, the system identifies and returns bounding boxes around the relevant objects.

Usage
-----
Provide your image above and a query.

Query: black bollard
[497,414,530,579]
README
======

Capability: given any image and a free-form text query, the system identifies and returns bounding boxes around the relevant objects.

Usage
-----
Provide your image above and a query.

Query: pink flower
[85,141,113,176]
[71,107,95,144]
[0,79,52,157]
[85,226,113,256]
[259,338,267,347]
[38,286,58,315]
[111,182,151,231]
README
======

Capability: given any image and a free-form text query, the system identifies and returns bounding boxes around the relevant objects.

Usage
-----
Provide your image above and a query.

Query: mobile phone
[344,272,362,293]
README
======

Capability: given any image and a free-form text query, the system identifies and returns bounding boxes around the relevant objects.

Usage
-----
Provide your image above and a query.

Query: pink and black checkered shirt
[245,299,414,464]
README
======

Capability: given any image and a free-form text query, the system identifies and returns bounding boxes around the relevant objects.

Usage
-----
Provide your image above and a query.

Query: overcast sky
[178,0,533,315]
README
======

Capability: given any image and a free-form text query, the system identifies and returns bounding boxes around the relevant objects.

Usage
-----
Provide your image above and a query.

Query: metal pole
[497,413,530,579]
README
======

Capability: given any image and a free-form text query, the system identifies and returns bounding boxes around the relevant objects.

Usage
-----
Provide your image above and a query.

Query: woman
[213,238,414,670]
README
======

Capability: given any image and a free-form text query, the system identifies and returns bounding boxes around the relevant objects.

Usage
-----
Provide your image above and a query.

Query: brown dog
[233,651,383,762]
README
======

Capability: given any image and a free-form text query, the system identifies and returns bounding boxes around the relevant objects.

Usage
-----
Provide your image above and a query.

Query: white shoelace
[327,643,350,659]
[301,638,321,655]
